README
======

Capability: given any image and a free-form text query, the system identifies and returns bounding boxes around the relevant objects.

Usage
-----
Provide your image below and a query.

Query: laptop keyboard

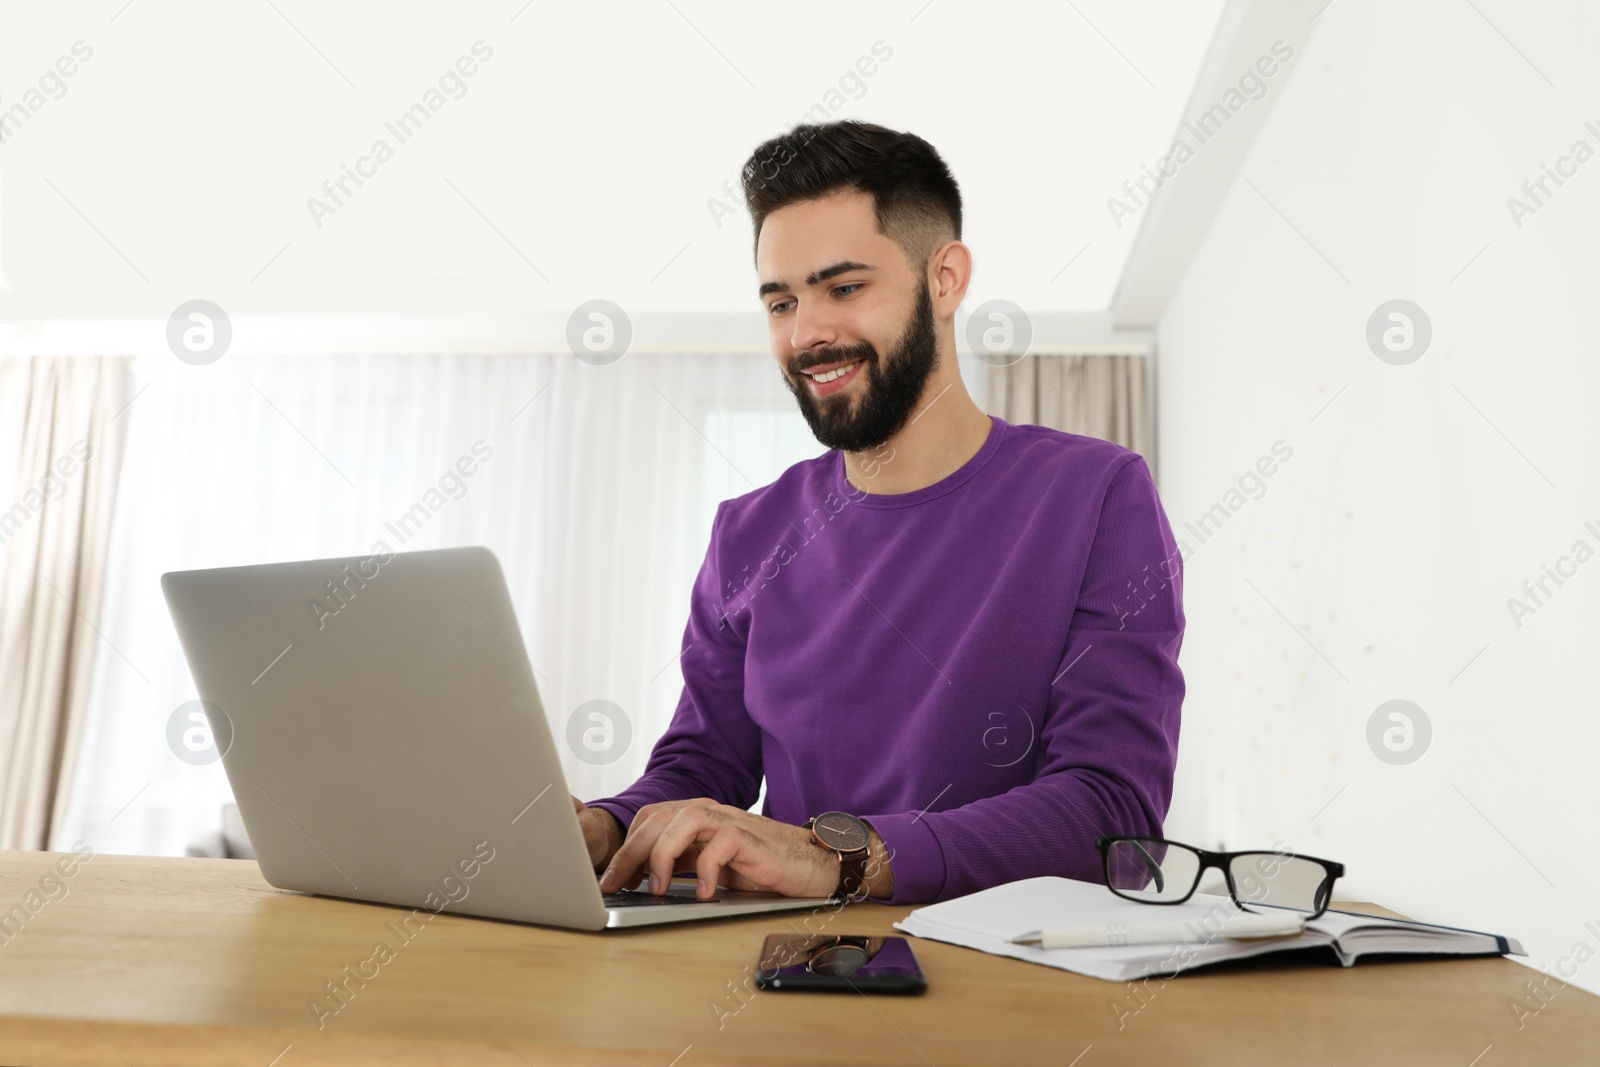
[603,890,722,908]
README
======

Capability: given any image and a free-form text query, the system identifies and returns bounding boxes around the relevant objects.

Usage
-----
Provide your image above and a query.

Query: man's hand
[596,799,893,901]
[572,796,624,870]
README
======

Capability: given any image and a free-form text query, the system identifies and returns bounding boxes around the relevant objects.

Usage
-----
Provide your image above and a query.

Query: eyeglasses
[1094,836,1346,920]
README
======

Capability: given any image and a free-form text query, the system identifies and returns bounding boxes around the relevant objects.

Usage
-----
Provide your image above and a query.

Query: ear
[927,240,972,320]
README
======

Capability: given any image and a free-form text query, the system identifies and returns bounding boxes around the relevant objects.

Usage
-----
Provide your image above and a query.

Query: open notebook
[893,877,1523,982]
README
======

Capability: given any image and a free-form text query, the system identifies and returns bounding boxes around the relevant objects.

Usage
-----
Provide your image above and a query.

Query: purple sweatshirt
[590,415,1184,904]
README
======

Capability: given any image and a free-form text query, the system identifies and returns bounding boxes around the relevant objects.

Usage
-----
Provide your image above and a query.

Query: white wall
[1,0,1222,322]
[1157,0,1600,998]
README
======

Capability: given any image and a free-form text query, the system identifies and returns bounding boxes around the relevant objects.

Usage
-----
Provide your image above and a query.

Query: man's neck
[841,382,994,497]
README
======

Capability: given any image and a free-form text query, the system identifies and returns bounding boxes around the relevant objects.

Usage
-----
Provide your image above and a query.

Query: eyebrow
[758,260,876,299]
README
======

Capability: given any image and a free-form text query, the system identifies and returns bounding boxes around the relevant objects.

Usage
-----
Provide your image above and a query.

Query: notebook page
[1305,908,1521,957]
[895,877,1336,982]
[903,876,1250,941]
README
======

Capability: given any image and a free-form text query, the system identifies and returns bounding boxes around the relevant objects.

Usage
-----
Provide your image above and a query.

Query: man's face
[757,190,940,453]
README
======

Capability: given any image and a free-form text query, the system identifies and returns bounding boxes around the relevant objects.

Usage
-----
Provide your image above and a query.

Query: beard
[781,277,940,453]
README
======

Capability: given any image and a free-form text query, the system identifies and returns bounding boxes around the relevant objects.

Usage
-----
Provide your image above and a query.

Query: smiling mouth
[803,360,863,385]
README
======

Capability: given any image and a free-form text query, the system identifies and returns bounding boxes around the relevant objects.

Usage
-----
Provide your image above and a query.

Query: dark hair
[740,120,962,272]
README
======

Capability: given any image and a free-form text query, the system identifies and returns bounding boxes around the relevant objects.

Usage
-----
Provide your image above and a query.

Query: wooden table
[0,850,1593,1066]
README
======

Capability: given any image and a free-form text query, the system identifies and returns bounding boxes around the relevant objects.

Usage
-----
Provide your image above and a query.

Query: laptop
[160,545,835,930]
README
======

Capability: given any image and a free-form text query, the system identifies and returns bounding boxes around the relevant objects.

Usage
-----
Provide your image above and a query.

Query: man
[572,120,1184,905]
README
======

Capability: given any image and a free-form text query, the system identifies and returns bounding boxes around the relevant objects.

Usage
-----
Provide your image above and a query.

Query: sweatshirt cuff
[861,812,947,905]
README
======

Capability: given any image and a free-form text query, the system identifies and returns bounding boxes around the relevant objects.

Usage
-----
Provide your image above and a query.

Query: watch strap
[806,814,872,902]
[836,842,870,902]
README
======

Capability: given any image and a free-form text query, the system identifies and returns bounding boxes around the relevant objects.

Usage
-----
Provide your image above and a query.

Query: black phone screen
[754,933,927,994]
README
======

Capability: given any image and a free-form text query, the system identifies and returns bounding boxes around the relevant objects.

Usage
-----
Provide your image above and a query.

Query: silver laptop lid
[161,545,608,931]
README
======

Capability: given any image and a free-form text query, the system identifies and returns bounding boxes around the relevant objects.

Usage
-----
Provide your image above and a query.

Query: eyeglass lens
[1227,853,1336,914]
[1104,839,1199,901]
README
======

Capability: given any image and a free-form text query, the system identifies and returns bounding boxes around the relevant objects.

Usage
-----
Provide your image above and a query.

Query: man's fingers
[602,801,698,891]
[601,822,652,891]
[646,806,727,894]
[601,800,741,893]
[693,827,747,899]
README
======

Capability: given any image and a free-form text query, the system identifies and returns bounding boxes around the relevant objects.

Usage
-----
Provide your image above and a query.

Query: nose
[787,297,837,362]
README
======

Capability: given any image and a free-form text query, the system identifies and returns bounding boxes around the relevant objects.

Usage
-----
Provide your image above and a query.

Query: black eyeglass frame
[1093,835,1347,920]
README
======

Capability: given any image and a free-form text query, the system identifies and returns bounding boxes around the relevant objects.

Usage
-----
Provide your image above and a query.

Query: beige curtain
[984,354,1153,474]
[0,356,132,850]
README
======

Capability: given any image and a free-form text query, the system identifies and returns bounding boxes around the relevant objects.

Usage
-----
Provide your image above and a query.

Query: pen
[1009,912,1305,949]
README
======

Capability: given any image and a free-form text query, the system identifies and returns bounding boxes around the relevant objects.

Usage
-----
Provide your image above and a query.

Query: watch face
[812,811,869,852]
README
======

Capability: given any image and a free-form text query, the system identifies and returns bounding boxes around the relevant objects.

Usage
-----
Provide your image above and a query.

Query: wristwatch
[804,811,872,902]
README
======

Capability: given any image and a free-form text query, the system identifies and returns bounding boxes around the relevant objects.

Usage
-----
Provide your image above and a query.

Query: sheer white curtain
[0,356,131,849]
[54,350,850,856]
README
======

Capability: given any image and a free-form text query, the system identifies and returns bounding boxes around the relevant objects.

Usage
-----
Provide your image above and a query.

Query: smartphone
[753,933,927,994]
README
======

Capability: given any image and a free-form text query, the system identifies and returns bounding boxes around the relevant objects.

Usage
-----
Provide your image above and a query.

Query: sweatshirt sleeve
[587,499,763,831]
[864,454,1185,904]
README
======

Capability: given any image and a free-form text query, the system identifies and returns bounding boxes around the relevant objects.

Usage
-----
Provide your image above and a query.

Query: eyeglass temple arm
[1130,840,1165,893]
